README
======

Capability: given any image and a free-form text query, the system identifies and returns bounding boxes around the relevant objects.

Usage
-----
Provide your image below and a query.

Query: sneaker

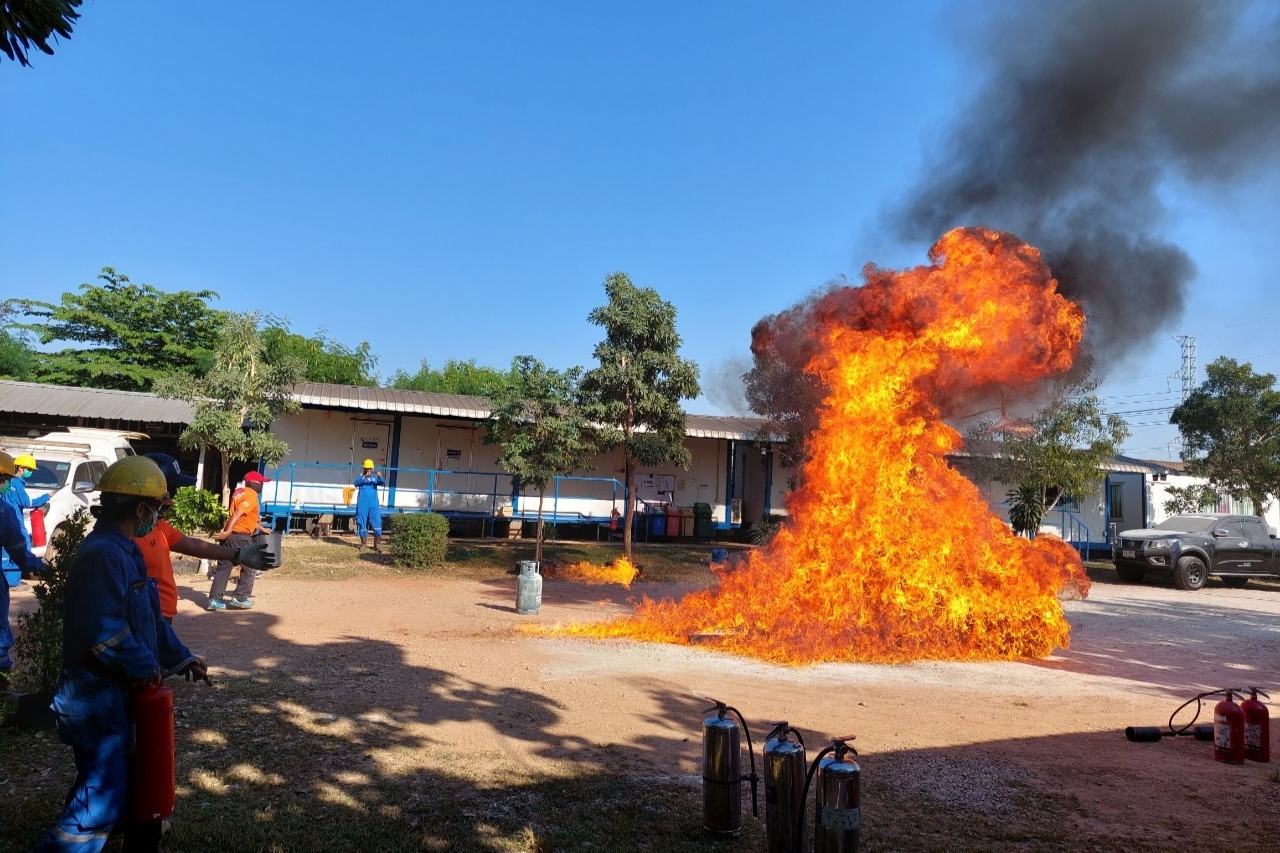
[206,599,227,611]
[227,597,254,610]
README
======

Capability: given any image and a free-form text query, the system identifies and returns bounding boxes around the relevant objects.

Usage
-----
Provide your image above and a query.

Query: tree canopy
[1170,356,1280,517]
[261,322,378,387]
[158,312,304,506]
[0,0,81,66]
[580,272,701,557]
[965,375,1129,536]
[391,358,512,397]
[0,304,34,380]
[6,268,225,391]
[483,356,598,564]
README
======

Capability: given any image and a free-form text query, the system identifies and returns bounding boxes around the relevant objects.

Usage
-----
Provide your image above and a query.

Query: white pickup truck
[1,428,141,572]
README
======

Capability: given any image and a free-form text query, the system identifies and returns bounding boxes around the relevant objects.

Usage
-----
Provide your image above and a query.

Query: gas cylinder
[30,508,46,548]
[1241,687,1271,763]
[1214,689,1246,765]
[126,685,176,823]
[516,560,542,615]
[813,735,860,853]
[763,722,806,853]
[701,699,757,836]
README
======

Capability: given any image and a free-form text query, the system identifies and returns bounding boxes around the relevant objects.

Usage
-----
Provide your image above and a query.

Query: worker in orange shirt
[134,454,269,623]
[208,471,273,611]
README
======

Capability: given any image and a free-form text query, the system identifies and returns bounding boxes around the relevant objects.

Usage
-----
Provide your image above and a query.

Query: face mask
[0,479,10,496]
[136,505,159,538]
[20,469,33,480]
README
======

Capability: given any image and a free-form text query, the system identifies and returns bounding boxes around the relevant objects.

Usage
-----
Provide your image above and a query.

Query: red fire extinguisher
[1241,686,1271,764]
[127,685,176,822]
[30,508,46,548]
[1214,689,1245,765]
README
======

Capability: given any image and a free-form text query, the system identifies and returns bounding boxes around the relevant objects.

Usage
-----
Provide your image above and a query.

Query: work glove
[235,541,273,570]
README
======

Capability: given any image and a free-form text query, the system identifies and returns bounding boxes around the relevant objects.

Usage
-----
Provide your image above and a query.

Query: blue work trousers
[355,496,382,537]
[35,675,129,852]
[0,579,11,671]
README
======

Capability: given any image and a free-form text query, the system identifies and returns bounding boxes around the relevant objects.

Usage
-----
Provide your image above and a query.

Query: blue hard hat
[144,453,198,492]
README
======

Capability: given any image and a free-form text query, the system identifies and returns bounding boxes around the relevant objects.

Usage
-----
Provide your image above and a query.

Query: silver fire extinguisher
[763,721,807,853]
[800,734,861,853]
[701,698,759,836]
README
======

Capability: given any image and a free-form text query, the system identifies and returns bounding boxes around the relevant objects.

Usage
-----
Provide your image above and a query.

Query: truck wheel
[1220,577,1250,589]
[1174,556,1207,591]
[1115,564,1145,583]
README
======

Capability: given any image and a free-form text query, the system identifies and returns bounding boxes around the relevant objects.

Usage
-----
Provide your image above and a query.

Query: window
[1108,483,1124,520]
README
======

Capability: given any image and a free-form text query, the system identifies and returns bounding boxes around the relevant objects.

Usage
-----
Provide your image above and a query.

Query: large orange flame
[555,228,1090,664]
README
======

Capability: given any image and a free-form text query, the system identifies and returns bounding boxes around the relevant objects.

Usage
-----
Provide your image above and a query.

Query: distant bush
[170,487,228,535]
[390,512,450,568]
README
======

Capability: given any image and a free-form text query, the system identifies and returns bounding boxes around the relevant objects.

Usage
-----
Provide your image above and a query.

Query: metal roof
[0,380,194,424]
[293,382,772,441]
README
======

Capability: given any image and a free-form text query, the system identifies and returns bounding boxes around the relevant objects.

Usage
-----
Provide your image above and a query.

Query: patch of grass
[264,536,727,584]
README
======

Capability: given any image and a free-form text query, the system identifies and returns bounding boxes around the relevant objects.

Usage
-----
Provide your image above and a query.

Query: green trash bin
[693,503,713,540]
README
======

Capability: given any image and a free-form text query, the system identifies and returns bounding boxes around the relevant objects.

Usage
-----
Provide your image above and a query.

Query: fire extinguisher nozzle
[1125,726,1164,743]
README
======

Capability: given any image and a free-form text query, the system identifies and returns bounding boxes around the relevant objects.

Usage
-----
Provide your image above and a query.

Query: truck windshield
[28,459,70,490]
[1153,516,1219,533]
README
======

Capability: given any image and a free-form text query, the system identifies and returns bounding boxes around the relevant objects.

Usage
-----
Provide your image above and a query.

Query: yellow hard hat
[0,451,15,478]
[363,459,375,469]
[97,456,169,500]
[14,454,37,470]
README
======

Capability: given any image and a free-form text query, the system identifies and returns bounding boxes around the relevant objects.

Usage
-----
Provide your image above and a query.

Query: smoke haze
[891,0,1280,362]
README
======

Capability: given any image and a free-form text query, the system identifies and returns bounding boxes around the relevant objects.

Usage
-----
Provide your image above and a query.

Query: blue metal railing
[260,461,632,527]
[1048,507,1091,558]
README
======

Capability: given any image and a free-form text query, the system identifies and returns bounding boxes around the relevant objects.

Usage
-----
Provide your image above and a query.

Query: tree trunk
[221,453,232,509]
[535,489,545,566]
[622,454,635,559]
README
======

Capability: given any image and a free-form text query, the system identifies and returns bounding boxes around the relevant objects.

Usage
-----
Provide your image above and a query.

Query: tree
[483,356,598,565]
[1162,483,1221,516]
[390,358,513,396]
[1,0,81,66]
[0,304,34,380]
[157,312,304,506]
[6,267,225,391]
[580,272,701,558]
[261,322,379,386]
[1170,356,1280,518]
[965,375,1129,535]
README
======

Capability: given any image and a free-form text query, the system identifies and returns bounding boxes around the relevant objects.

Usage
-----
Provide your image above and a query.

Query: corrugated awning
[0,380,194,424]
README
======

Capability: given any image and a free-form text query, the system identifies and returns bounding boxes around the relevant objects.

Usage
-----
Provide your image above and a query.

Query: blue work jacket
[4,476,50,513]
[61,523,195,682]
[0,499,43,574]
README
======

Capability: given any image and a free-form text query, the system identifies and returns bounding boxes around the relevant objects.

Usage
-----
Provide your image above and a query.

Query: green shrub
[389,512,450,568]
[170,486,228,535]
[14,508,90,693]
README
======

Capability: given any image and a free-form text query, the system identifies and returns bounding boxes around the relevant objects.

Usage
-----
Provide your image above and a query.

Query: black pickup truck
[1114,514,1280,591]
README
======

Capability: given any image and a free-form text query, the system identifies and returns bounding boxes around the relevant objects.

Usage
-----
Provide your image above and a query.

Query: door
[1213,520,1254,573]
[435,426,478,511]
[352,422,392,469]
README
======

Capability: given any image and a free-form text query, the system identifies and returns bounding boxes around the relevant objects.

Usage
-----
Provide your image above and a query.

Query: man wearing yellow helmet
[33,456,209,853]
[352,458,386,552]
[3,453,51,559]
[0,451,46,689]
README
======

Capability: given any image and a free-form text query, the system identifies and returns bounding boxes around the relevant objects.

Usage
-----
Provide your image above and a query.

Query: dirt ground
[10,558,1280,848]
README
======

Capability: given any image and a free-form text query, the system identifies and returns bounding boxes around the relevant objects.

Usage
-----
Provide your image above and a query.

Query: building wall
[261,408,782,528]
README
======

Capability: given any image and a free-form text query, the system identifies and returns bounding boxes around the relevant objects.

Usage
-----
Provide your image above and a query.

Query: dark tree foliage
[261,323,378,387]
[6,268,225,391]
[1170,356,1280,518]
[0,304,34,380]
[0,0,82,66]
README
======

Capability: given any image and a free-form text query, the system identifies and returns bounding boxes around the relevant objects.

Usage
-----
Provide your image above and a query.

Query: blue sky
[2,1,1277,460]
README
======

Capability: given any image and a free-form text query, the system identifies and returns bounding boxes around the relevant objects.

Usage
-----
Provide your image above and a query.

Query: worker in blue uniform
[0,450,46,689]
[34,456,209,853]
[4,452,51,553]
[353,459,385,553]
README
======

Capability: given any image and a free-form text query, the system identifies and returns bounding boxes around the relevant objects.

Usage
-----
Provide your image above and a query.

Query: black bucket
[251,531,283,569]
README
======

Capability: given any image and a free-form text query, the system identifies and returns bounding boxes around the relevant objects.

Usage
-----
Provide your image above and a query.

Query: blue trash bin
[651,513,666,537]
[710,548,728,565]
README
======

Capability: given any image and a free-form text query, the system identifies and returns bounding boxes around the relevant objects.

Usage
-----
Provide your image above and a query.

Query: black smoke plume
[747,0,1280,460]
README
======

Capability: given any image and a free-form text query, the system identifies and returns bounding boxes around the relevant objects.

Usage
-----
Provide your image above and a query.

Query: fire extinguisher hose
[1125,688,1245,742]
[723,704,760,818]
